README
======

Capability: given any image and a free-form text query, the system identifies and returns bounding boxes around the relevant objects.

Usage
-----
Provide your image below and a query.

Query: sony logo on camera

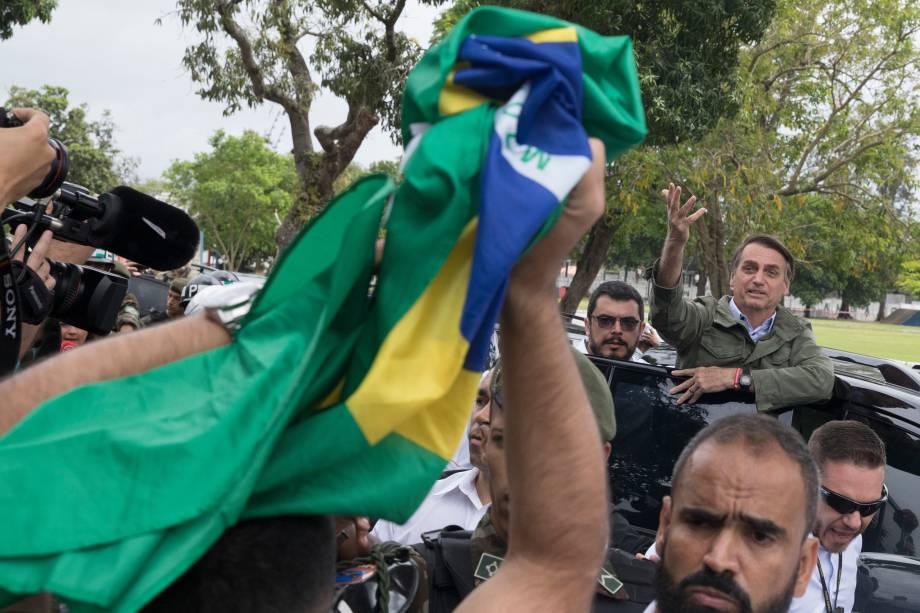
[2,269,17,339]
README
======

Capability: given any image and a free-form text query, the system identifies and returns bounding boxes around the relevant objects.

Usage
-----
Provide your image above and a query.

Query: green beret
[490,346,616,442]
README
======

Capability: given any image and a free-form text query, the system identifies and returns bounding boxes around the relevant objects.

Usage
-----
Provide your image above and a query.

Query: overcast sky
[1,0,440,181]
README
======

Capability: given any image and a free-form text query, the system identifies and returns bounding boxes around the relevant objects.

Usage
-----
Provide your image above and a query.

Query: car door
[791,391,920,612]
[590,356,768,532]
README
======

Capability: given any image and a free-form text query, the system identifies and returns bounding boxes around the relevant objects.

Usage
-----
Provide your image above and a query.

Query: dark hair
[730,235,795,282]
[671,415,819,540]
[142,515,335,613]
[808,420,886,469]
[587,280,644,320]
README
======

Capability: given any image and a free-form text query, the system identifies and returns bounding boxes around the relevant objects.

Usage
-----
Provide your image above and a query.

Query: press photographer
[1,107,200,372]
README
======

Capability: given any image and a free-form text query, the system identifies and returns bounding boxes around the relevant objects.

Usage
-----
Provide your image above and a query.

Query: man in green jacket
[649,184,834,412]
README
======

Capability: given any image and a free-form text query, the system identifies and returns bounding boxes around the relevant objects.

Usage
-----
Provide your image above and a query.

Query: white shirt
[728,298,776,342]
[789,535,861,613]
[371,468,488,545]
[645,534,861,613]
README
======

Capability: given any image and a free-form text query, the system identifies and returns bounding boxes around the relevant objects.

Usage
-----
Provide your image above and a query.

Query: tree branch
[314,103,379,175]
[785,35,909,191]
[269,0,313,157]
[363,0,407,62]
[746,34,820,75]
[215,1,293,110]
[779,135,896,196]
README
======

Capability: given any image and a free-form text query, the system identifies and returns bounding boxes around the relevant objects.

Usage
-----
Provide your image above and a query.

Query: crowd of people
[0,102,888,613]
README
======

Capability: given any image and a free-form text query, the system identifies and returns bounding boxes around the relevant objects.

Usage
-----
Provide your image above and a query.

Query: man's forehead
[739,243,786,267]
[594,296,640,317]
[676,440,807,533]
[820,459,885,499]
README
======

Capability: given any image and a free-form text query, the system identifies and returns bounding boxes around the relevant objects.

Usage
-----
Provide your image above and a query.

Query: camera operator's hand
[0,108,56,204]
[11,224,56,292]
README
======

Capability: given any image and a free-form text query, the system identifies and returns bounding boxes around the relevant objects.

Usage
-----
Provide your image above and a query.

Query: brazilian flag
[0,7,645,611]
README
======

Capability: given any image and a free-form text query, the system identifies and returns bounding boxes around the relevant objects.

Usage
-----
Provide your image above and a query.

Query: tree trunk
[275,107,378,251]
[695,271,708,297]
[275,153,336,250]
[693,192,729,297]
[559,215,616,314]
[804,305,813,318]
[838,293,852,319]
[876,291,887,321]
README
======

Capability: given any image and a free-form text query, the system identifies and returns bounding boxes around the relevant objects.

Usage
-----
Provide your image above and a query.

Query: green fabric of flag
[0,7,645,612]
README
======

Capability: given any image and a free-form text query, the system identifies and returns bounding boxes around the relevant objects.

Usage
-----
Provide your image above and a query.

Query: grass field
[808,319,920,363]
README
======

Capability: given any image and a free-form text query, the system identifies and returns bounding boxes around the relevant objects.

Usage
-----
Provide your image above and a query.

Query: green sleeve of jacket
[750,323,834,412]
[648,263,711,355]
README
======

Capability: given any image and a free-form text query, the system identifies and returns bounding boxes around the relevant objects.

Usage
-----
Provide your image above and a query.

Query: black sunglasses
[820,484,888,517]
[591,315,640,331]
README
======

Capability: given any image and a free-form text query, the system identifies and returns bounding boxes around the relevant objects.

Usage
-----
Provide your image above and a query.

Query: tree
[639,0,920,304]
[0,0,56,39]
[169,0,443,251]
[469,0,778,313]
[5,85,137,193]
[331,159,400,194]
[899,260,920,299]
[163,130,296,271]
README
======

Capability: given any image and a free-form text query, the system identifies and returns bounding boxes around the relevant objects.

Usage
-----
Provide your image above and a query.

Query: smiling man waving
[648,184,834,412]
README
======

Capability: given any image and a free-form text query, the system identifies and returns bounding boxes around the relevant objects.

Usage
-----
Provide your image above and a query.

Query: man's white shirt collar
[429,467,485,508]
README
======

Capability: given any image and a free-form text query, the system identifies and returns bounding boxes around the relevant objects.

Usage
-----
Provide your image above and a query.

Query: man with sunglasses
[584,281,660,362]
[791,420,887,613]
[648,184,833,412]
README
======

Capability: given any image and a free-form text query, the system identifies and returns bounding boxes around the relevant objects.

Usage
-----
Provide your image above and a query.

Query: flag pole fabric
[0,7,646,611]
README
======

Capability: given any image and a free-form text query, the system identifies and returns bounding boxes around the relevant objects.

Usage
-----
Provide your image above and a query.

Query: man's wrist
[663,234,688,248]
[737,368,753,393]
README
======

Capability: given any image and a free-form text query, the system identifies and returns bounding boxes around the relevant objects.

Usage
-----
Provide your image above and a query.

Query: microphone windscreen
[89,187,200,270]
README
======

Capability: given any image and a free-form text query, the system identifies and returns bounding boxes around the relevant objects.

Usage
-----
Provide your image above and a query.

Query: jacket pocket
[697,329,744,365]
[759,343,792,367]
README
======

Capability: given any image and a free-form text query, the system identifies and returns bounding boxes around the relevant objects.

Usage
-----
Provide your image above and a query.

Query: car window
[793,403,920,556]
[596,360,764,532]
[848,412,920,556]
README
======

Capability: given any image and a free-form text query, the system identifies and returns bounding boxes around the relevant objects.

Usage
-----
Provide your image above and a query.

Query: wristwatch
[738,368,753,392]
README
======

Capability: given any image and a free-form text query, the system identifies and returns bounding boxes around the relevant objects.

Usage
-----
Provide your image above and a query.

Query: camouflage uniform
[469,509,623,595]
[116,293,142,332]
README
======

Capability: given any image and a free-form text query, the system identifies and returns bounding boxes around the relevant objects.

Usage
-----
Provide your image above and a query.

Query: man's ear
[602,441,611,461]
[655,495,672,554]
[794,535,819,597]
[584,315,591,336]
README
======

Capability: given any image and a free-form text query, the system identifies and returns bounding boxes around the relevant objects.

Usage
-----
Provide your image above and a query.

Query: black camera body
[0,107,199,370]
[48,261,128,335]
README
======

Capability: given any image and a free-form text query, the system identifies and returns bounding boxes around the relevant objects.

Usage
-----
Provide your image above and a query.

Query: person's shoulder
[775,305,811,335]
[436,467,478,492]
[695,294,723,309]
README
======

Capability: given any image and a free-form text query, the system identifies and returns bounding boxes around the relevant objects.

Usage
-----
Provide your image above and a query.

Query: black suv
[582,342,920,612]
